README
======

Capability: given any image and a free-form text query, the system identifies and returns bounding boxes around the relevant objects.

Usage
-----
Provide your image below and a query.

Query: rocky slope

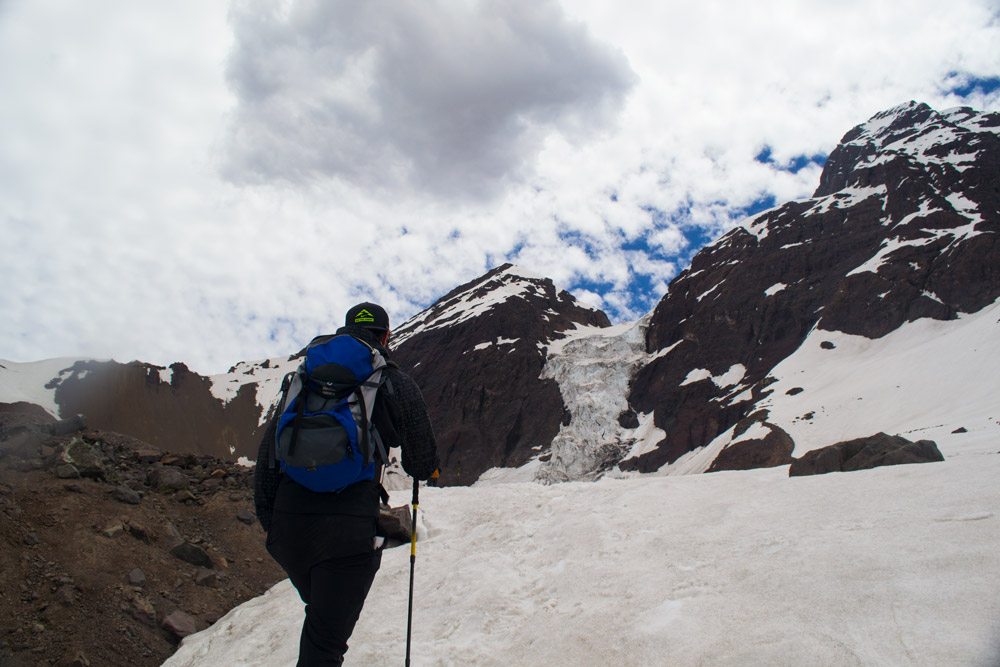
[0,403,284,666]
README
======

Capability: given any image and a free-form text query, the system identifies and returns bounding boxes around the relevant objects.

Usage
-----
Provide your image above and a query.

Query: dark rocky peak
[392,263,610,351]
[816,100,1000,197]
[626,101,999,474]
[390,264,610,486]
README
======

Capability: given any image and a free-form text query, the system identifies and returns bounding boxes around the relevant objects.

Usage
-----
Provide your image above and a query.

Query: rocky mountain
[623,101,999,473]
[1,101,996,485]
[391,264,611,485]
[0,357,292,463]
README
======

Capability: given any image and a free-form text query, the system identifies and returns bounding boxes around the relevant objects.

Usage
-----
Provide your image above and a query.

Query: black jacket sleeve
[380,367,439,481]
[253,416,280,532]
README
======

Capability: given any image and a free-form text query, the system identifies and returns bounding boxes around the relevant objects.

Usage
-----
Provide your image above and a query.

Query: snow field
[0,358,87,416]
[165,435,1000,666]
[763,297,1000,457]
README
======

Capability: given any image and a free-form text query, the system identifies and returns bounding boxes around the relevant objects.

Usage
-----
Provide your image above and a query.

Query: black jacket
[253,328,439,531]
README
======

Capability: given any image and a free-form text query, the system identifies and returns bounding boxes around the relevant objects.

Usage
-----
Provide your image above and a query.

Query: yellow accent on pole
[410,503,419,557]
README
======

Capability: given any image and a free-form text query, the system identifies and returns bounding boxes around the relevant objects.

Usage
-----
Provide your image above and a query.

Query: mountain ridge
[2,100,997,485]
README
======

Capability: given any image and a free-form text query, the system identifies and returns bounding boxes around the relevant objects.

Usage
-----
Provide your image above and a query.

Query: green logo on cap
[354,308,376,324]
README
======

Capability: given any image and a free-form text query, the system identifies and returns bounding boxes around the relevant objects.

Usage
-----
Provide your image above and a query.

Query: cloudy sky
[1,0,998,374]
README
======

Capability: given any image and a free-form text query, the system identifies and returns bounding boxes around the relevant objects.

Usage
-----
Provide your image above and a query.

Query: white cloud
[0,0,998,373]
[222,0,635,200]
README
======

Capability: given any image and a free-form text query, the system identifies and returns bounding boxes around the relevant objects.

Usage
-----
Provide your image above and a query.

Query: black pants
[267,512,383,666]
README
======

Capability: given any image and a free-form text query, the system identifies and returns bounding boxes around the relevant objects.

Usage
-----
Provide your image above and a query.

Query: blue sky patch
[945,73,1000,97]
[755,146,827,173]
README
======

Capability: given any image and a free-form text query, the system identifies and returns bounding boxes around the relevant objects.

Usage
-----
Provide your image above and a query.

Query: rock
[54,464,81,479]
[63,483,85,494]
[170,542,213,569]
[200,478,222,492]
[236,509,255,525]
[617,409,640,429]
[952,427,968,434]
[101,522,124,538]
[130,595,157,625]
[789,433,944,477]
[134,448,162,464]
[0,428,45,460]
[162,610,199,641]
[175,490,197,503]
[162,522,183,544]
[55,649,91,667]
[194,568,218,588]
[148,466,189,492]
[210,469,227,479]
[126,520,152,542]
[56,584,76,606]
[707,421,794,472]
[377,504,413,543]
[48,415,86,437]
[128,568,147,586]
[62,438,106,479]
[112,486,141,505]
[23,532,39,546]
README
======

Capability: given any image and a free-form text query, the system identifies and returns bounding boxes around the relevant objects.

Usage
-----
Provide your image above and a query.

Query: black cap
[345,302,389,331]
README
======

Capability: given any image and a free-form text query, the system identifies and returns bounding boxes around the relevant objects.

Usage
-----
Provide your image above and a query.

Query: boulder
[161,610,199,640]
[61,439,106,480]
[148,466,190,492]
[55,464,81,479]
[707,422,794,472]
[112,486,142,505]
[789,433,944,477]
[194,568,218,588]
[128,568,147,586]
[101,522,124,539]
[169,542,213,569]
[0,428,46,460]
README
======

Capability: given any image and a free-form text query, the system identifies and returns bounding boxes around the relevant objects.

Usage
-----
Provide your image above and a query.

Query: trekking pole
[405,477,419,666]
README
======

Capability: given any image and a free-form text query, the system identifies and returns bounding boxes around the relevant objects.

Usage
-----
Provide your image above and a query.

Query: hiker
[254,302,440,666]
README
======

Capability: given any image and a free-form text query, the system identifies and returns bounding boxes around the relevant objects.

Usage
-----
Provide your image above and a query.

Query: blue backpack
[274,333,389,492]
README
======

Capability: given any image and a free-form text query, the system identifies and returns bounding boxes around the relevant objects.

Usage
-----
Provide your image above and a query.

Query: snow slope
[676,297,1000,474]
[0,358,91,416]
[164,430,1000,666]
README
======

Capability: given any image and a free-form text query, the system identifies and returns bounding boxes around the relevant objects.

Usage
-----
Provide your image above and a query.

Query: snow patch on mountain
[684,298,1000,467]
[471,337,519,352]
[945,192,985,225]
[762,297,1000,457]
[681,364,746,389]
[804,185,887,217]
[846,236,933,276]
[0,358,99,417]
[209,357,297,424]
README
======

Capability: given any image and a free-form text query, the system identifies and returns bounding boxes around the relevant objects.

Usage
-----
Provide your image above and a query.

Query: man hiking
[254,302,440,666]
